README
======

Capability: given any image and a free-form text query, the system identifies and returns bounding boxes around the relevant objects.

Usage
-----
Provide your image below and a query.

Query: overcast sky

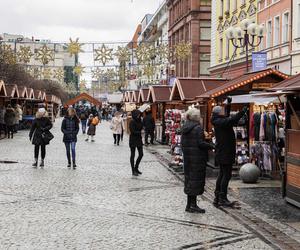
[0,0,162,42]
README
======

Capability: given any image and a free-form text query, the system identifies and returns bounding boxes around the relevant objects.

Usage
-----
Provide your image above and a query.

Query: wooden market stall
[196,68,288,175]
[0,80,7,107]
[137,87,150,105]
[270,74,300,207]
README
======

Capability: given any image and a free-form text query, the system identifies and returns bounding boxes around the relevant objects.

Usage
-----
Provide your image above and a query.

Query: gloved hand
[242,106,248,113]
[227,96,232,104]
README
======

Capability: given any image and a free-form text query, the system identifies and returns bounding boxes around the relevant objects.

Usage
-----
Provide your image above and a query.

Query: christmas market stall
[270,73,300,207]
[197,69,288,177]
[137,87,150,105]
[0,80,7,108]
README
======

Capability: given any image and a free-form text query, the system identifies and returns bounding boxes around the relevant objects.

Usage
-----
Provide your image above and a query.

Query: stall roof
[34,90,43,100]
[5,84,19,98]
[271,72,300,91]
[198,69,288,99]
[0,80,7,97]
[19,86,29,99]
[147,85,172,103]
[138,88,150,103]
[130,90,140,103]
[170,78,227,101]
[223,94,285,105]
[27,88,35,100]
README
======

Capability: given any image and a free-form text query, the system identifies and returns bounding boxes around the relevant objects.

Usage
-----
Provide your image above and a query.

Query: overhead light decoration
[115,46,131,63]
[94,44,113,65]
[105,68,116,80]
[73,64,85,76]
[35,44,54,65]
[42,68,52,80]
[79,79,87,93]
[53,67,65,82]
[143,64,156,80]
[91,67,104,80]
[158,43,170,60]
[67,38,84,56]
[135,43,151,64]
[0,44,16,64]
[17,46,34,63]
[174,41,192,61]
[34,67,44,79]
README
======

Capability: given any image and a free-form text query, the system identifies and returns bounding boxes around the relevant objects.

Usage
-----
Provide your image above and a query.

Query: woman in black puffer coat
[29,108,53,168]
[181,108,214,213]
[129,109,143,176]
[61,107,79,169]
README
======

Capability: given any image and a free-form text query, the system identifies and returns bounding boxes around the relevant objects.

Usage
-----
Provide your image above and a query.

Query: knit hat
[212,106,222,115]
[38,108,46,113]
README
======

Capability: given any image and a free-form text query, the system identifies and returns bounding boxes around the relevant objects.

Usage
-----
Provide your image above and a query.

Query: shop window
[274,16,280,46]
[200,21,211,40]
[266,20,272,48]
[199,53,210,75]
[282,12,289,43]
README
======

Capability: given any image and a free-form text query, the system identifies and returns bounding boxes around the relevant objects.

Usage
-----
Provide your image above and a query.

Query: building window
[282,12,289,43]
[200,21,211,40]
[199,53,210,75]
[274,16,280,46]
[220,0,224,17]
[225,38,230,59]
[219,38,223,61]
[267,20,272,48]
[200,0,211,6]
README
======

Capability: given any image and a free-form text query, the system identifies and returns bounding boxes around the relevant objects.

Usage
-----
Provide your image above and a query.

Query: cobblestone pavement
[0,119,289,249]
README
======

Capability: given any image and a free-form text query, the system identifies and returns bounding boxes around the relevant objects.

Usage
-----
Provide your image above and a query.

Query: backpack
[92,117,99,126]
[80,112,86,120]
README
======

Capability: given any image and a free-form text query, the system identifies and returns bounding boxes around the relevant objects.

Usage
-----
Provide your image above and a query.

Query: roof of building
[271,73,300,91]
[5,84,19,98]
[138,88,150,103]
[148,85,172,103]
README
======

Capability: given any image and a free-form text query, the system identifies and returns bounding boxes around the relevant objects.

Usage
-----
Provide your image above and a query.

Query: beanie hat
[212,106,222,115]
[38,108,46,113]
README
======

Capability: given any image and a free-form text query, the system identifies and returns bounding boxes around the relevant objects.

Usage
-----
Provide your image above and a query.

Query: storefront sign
[252,52,267,72]
[252,83,273,90]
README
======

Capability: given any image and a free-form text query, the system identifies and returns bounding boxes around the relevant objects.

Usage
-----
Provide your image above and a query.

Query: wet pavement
[0,118,299,249]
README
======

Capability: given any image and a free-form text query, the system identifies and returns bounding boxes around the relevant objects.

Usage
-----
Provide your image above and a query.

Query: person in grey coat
[4,105,16,139]
[0,106,6,137]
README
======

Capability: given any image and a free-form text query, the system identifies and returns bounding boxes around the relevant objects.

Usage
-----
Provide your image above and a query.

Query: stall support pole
[161,103,167,145]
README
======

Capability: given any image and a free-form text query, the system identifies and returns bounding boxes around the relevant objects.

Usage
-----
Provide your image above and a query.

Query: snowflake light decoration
[115,46,131,63]
[105,68,116,80]
[34,67,44,79]
[43,68,52,80]
[67,38,84,57]
[53,68,65,82]
[143,64,156,79]
[91,67,104,80]
[25,66,35,77]
[0,44,16,64]
[35,44,54,65]
[94,44,113,66]
[73,64,85,76]
[158,44,170,61]
[135,43,151,64]
[17,46,33,64]
[174,41,192,61]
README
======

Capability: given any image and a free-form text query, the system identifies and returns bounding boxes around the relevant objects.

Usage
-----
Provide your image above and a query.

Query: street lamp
[225,19,265,72]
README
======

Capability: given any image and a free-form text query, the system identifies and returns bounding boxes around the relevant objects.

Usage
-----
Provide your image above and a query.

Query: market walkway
[0,119,291,249]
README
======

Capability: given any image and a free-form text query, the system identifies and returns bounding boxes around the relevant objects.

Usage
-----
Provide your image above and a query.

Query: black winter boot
[218,193,235,207]
[135,167,142,175]
[186,196,205,213]
[73,161,77,169]
[40,159,44,168]
[32,158,38,168]
[131,166,138,176]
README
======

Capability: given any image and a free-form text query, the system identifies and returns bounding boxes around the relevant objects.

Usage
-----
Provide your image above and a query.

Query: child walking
[86,114,99,142]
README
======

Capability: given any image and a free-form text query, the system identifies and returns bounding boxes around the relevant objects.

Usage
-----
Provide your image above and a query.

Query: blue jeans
[81,120,87,133]
[65,142,76,164]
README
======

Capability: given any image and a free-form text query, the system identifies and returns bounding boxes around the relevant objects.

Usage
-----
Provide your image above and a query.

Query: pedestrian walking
[211,97,247,207]
[61,107,80,169]
[4,104,16,139]
[85,114,99,142]
[0,106,6,138]
[181,108,214,213]
[79,106,88,134]
[111,112,124,146]
[14,104,23,132]
[29,108,53,168]
[129,109,143,176]
[143,110,155,145]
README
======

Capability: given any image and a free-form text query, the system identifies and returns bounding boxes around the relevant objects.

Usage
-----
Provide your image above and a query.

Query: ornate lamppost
[225,19,265,72]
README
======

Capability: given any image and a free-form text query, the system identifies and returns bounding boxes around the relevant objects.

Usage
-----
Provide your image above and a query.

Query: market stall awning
[27,88,35,100]
[170,78,227,101]
[147,85,172,103]
[130,90,140,103]
[271,72,300,91]
[223,94,286,105]
[34,90,43,101]
[138,88,150,103]
[5,84,19,99]
[19,86,28,99]
[198,69,288,99]
[0,80,7,97]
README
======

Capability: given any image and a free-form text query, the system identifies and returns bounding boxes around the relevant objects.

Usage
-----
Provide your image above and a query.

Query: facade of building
[257,0,292,75]
[210,0,258,78]
[167,0,212,78]
[292,0,300,75]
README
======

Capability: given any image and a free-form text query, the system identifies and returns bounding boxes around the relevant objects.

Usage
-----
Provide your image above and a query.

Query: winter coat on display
[111,117,123,134]
[61,116,80,143]
[29,115,53,145]
[143,112,155,131]
[211,108,246,166]
[87,118,96,136]
[181,120,214,196]
[129,110,143,148]
[4,108,16,126]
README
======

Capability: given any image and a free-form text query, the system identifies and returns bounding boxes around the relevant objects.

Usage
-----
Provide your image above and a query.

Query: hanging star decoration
[94,44,113,65]
[115,46,131,63]
[143,64,156,80]
[91,67,104,80]
[135,43,151,64]
[0,44,16,64]
[174,41,192,61]
[158,43,170,61]
[73,64,85,76]
[25,66,35,77]
[53,68,65,82]
[108,82,120,92]
[17,46,34,64]
[42,68,52,80]
[67,38,84,57]
[35,44,54,65]
[79,79,87,93]
[34,67,44,79]
[105,68,116,81]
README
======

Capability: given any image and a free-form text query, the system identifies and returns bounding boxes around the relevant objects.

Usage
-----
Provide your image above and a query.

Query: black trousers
[130,146,143,169]
[215,164,233,199]
[34,145,46,159]
[7,126,14,138]
[113,134,121,145]
[145,129,154,144]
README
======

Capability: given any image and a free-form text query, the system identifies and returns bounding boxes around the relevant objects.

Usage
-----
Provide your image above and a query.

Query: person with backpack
[29,108,53,168]
[85,114,99,142]
[79,106,88,134]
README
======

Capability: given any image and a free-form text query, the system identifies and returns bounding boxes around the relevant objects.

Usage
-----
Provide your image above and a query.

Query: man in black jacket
[211,98,247,207]
[143,110,155,145]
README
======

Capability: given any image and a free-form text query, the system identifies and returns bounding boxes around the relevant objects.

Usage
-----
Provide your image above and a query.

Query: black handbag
[41,131,54,144]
